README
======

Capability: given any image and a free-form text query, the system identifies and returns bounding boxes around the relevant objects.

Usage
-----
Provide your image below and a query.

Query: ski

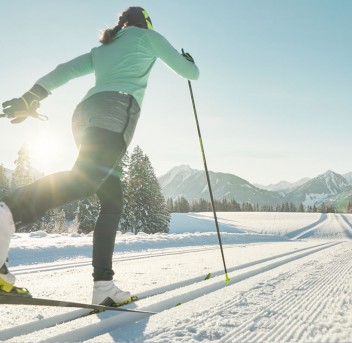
[0,295,156,315]
[0,272,213,341]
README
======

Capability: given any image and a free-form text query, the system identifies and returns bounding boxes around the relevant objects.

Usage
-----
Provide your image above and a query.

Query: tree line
[0,145,170,234]
[167,196,338,213]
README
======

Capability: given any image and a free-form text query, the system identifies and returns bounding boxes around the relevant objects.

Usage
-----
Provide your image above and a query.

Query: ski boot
[92,280,132,306]
[0,263,31,297]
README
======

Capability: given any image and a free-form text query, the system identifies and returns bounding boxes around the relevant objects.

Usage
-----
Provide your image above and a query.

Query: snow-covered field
[1,212,352,342]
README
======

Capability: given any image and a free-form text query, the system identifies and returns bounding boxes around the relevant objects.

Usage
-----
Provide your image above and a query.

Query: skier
[0,6,199,304]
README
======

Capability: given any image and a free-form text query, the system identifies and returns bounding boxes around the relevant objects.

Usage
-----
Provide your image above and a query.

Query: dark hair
[100,7,152,44]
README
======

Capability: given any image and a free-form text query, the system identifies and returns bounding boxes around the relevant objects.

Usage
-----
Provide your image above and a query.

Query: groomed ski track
[219,243,352,343]
[0,240,343,343]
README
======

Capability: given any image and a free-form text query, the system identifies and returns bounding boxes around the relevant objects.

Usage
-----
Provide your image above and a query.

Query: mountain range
[158,165,352,210]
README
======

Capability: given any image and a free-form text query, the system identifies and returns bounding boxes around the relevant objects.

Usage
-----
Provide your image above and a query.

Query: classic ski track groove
[11,245,239,276]
[13,213,352,277]
[291,213,352,240]
[219,244,352,343]
[0,241,340,342]
[0,241,332,340]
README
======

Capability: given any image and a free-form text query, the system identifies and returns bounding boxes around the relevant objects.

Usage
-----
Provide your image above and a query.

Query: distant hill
[159,166,352,210]
[283,170,351,207]
[158,165,283,206]
[254,178,311,196]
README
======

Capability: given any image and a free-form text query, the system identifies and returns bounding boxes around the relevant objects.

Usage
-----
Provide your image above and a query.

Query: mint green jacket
[36,26,199,107]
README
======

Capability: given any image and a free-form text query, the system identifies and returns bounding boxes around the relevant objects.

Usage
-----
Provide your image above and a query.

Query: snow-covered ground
[1,212,352,342]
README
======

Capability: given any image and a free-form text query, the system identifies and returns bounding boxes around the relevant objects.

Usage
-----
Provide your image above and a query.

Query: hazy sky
[0,0,351,185]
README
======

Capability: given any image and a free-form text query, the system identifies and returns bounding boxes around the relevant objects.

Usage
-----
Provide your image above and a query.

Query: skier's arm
[146,31,199,80]
[35,53,94,92]
[2,53,94,123]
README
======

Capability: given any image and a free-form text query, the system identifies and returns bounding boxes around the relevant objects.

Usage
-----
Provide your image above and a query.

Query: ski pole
[185,77,230,283]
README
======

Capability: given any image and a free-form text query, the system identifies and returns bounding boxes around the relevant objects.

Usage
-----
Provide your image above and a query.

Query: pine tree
[123,146,170,234]
[0,164,9,197]
[122,146,145,233]
[75,196,100,234]
[37,208,66,233]
[117,151,130,233]
[347,202,352,213]
[297,203,304,212]
[191,198,212,212]
[11,144,33,190]
[166,198,174,212]
[242,202,254,212]
[174,196,190,213]
[319,203,327,213]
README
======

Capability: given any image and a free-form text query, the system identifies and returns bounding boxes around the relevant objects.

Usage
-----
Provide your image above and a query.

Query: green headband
[142,10,153,29]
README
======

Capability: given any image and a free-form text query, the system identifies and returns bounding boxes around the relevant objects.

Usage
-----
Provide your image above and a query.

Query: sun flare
[27,132,63,174]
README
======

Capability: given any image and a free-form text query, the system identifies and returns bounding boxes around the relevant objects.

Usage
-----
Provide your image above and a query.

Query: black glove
[181,49,195,63]
[2,84,49,124]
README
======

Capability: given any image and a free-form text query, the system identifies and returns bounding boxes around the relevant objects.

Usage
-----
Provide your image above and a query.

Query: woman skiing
[0,6,199,305]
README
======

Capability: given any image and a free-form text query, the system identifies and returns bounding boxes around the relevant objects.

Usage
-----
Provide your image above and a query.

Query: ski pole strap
[30,111,48,121]
[0,112,48,121]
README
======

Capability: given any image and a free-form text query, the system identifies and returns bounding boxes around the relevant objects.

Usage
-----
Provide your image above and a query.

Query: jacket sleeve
[146,31,199,80]
[35,53,94,92]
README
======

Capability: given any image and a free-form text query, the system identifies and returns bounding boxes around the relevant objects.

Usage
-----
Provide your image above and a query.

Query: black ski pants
[4,127,126,281]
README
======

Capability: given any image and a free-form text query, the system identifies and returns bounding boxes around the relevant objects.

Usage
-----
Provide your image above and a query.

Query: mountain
[254,177,311,195]
[159,167,352,210]
[343,172,352,185]
[159,165,283,205]
[329,188,352,211]
[284,170,351,206]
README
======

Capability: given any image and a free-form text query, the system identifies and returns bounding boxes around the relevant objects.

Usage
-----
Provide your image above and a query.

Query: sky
[0,0,351,185]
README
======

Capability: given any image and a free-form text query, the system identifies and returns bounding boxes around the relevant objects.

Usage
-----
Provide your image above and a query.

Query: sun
[27,132,63,174]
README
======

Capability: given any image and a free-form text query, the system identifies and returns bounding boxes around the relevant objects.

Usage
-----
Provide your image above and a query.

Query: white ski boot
[92,280,131,305]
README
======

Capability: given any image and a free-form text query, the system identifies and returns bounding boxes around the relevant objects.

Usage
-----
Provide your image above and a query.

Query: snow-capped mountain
[159,165,283,205]
[254,177,311,196]
[284,170,351,207]
[343,172,352,185]
[159,167,352,209]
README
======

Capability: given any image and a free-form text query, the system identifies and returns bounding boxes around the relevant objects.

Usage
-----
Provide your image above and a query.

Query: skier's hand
[2,97,40,124]
[181,49,195,63]
[2,84,49,124]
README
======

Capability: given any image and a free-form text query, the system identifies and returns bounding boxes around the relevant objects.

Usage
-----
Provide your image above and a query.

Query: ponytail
[99,7,152,45]
[99,15,126,44]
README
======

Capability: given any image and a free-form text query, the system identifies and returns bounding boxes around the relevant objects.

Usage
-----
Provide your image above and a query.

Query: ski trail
[0,242,333,341]
[340,214,352,239]
[35,242,340,343]
[11,245,234,276]
[285,213,327,239]
[291,213,352,240]
[220,243,352,343]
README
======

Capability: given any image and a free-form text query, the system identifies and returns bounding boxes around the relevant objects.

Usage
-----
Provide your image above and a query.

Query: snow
[303,193,329,207]
[1,212,352,342]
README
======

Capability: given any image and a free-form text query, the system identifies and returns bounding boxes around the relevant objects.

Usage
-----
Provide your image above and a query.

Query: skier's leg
[93,173,124,281]
[92,172,131,304]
